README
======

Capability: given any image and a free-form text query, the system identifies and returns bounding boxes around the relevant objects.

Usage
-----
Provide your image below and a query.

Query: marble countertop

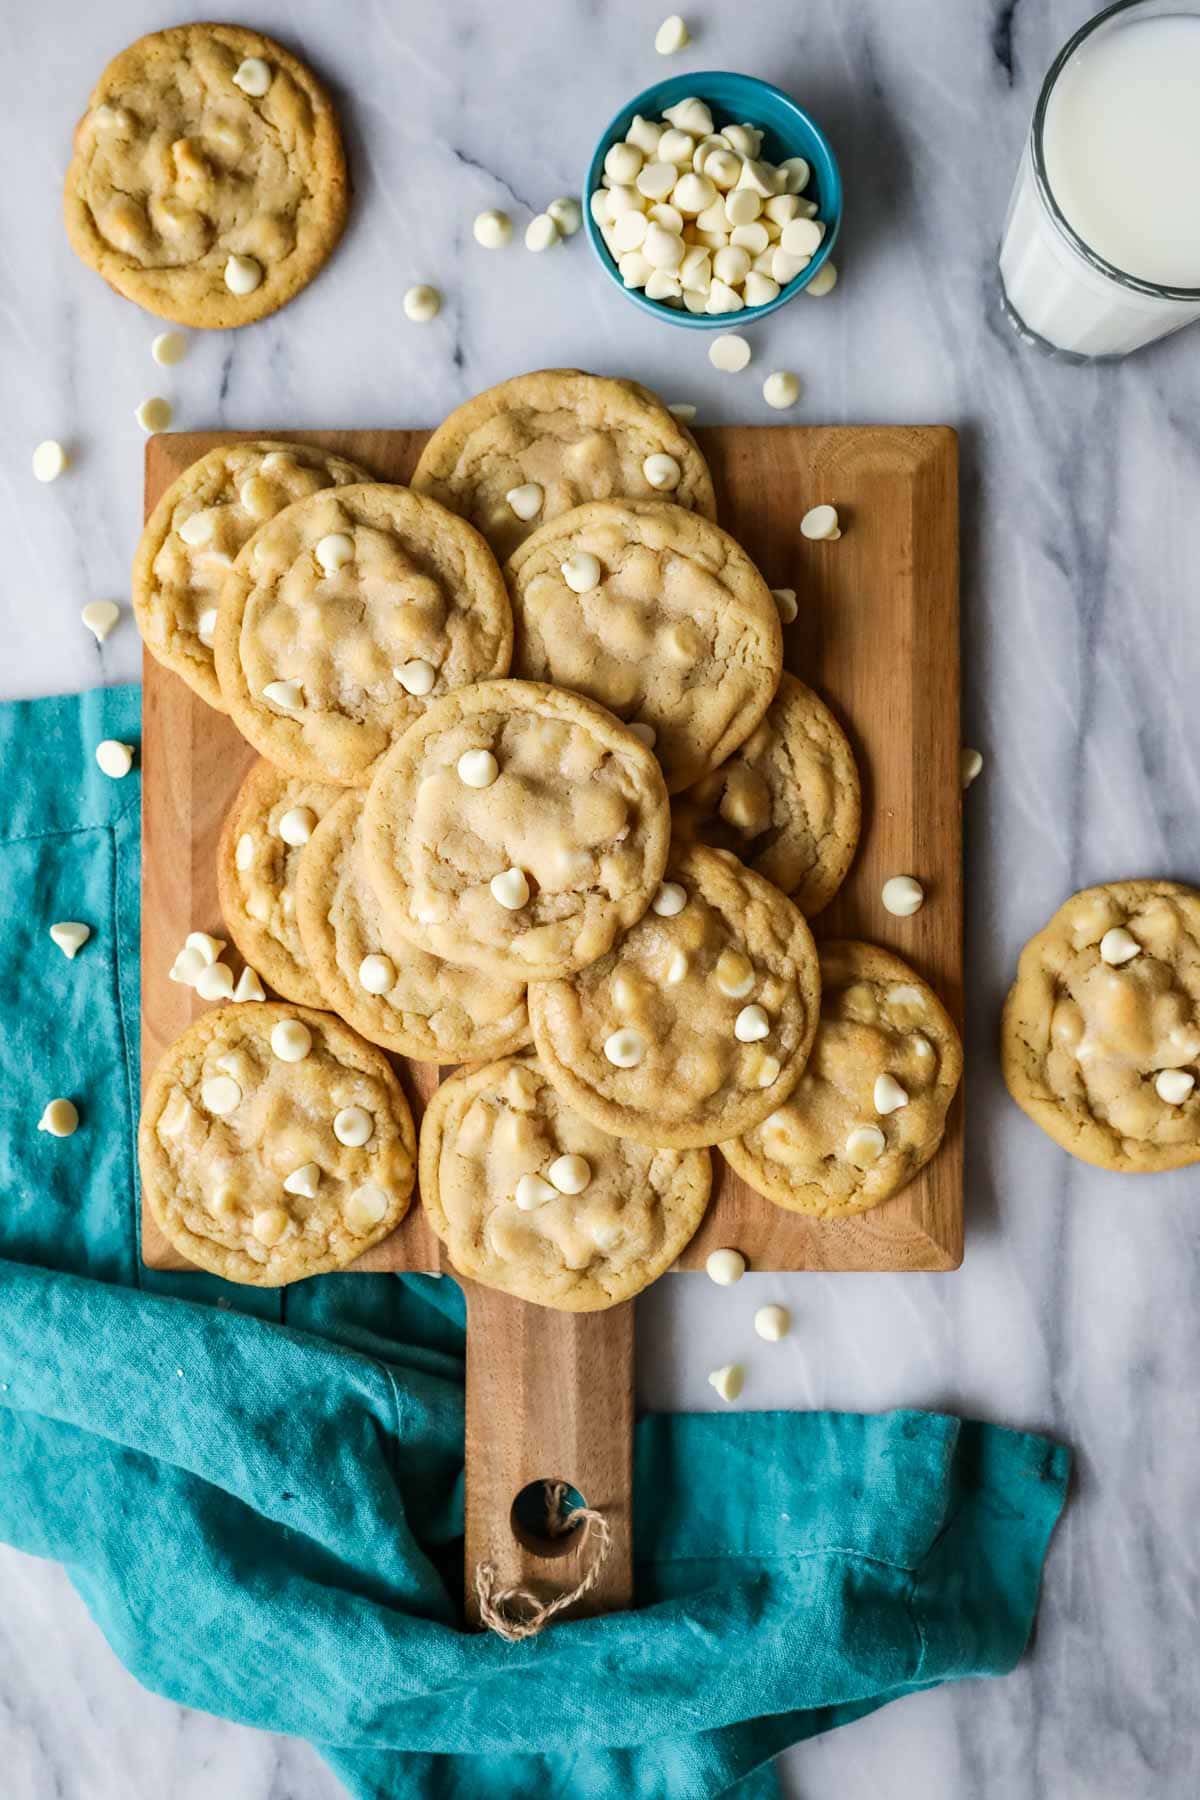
[4,0,1200,1795]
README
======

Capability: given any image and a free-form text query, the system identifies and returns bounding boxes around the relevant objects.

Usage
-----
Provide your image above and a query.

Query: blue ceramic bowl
[583,70,842,329]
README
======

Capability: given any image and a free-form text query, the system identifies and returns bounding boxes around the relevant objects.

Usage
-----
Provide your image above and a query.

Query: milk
[1000,7,1200,358]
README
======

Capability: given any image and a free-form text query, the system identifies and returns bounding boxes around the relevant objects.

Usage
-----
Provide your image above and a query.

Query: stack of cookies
[136,369,962,1304]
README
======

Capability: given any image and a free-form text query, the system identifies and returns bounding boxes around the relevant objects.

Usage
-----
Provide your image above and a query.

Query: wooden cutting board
[140,423,960,1624]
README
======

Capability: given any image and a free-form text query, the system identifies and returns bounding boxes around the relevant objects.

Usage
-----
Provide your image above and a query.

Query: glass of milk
[999,0,1200,359]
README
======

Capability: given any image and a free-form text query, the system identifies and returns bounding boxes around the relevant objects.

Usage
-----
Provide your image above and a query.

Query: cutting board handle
[463,1280,635,1630]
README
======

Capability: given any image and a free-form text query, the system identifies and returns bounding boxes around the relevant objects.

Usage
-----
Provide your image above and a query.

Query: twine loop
[475,1481,612,1642]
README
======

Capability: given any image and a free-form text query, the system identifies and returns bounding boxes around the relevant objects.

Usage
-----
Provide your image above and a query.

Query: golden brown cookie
[138,1002,416,1285]
[528,842,821,1148]
[296,790,530,1060]
[133,441,370,711]
[1002,879,1200,1172]
[507,499,783,794]
[214,484,513,786]
[723,941,962,1216]
[64,25,348,328]
[362,679,671,981]
[411,369,717,562]
[672,673,861,913]
[216,758,340,1007]
[418,1052,712,1310]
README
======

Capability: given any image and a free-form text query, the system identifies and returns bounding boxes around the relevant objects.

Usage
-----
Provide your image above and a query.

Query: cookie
[528,842,821,1149]
[214,484,513,786]
[296,790,530,1060]
[64,25,348,328]
[672,673,861,913]
[507,499,783,794]
[138,1002,416,1285]
[418,1052,712,1310]
[216,758,340,1007]
[723,941,962,1216]
[411,369,717,562]
[1002,879,1200,1172]
[134,441,370,711]
[362,680,671,981]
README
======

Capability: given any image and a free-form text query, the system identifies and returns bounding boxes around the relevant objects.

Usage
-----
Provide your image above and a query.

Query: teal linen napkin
[0,684,1070,1800]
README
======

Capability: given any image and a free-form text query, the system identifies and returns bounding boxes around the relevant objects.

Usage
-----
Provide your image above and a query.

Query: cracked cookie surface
[418,1052,711,1309]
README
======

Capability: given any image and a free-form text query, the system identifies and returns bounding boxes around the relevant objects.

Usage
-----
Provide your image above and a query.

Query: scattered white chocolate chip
[561,551,602,593]
[186,932,226,965]
[457,748,499,789]
[548,1153,591,1195]
[1100,927,1140,966]
[315,532,354,575]
[32,440,69,482]
[652,882,687,917]
[1155,1069,1195,1104]
[252,1207,290,1246]
[168,944,207,986]
[846,1124,887,1168]
[709,333,752,373]
[491,868,530,910]
[473,208,512,248]
[394,659,436,696]
[628,721,657,748]
[151,331,187,366]
[201,1074,241,1116]
[506,482,544,521]
[262,680,303,712]
[38,1098,78,1138]
[547,196,583,237]
[278,806,316,847]
[49,921,90,960]
[271,1018,312,1062]
[805,260,839,297]
[655,13,689,54]
[515,1172,557,1211]
[801,503,841,541]
[643,452,682,491]
[604,1027,645,1068]
[344,1183,389,1231]
[707,1363,744,1403]
[874,1074,909,1115]
[232,56,272,97]
[705,1247,746,1286]
[358,953,395,994]
[194,962,234,1002]
[763,371,800,410]
[668,402,697,422]
[95,739,135,779]
[233,965,265,1002]
[754,1303,791,1342]
[135,397,172,434]
[81,600,120,643]
[333,1105,374,1147]
[961,747,984,789]
[403,283,441,321]
[882,876,924,918]
[235,833,254,872]
[772,587,798,624]
[196,608,218,648]
[734,1003,770,1043]
[524,213,560,252]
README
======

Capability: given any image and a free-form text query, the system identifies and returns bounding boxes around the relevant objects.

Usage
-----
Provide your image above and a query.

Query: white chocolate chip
[168,945,206,986]
[333,1105,374,1147]
[668,402,697,422]
[709,333,752,373]
[1155,1069,1195,1104]
[178,510,214,547]
[961,747,984,789]
[455,748,499,792]
[673,170,717,215]
[705,1247,746,1286]
[652,882,687,917]
[713,244,751,286]
[524,213,560,252]
[201,1074,241,1115]
[225,253,263,296]
[665,948,689,984]
[763,370,800,410]
[874,1074,909,1115]
[394,659,436,696]
[186,932,226,965]
[625,115,664,156]
[754,1054,781,1088]
[208,1184,239,1219]
[561,551,602,593]
[707,1363,744,1403]
[32,440,68,482]
[655,13,689,53]
[618,250,653,289]
[772,587,798,624]
[491,868,531,911]
[232,56,272,97]
[705,279,745,314]
[643,451,682,490]
[801,504,841,541]
[403,283,441,322]
[344,1183,389,1232]
[252,1206,290,1246]
[1100,927,1140,966]
[643,223,685,270]
[846,1124,887,1168]
[612,211,648,253]
[278,806,316,847]
[882,876,924,917]
[234,965,265,1002]
[135,397,172,434]
[627,721,657,748]
[38,1098,78,1138]
[605,141,644,184]
[473,208,512,248]
[315,532,354,575]
[805,260,839,298]
[657,128,696,166]
[604,1027,645,1068]
[283,1162,321,1201]
[81,600,120,643]
[358,953,395,994]
[262,680,303,712]
[49,921,90,959]
[235,833,255,873]
[194,962,234,1002]
[95,739,134,779]
[715,948,755,998]
[547,196,583,237]
[547,1153,591,1195]
[271,1018,312,1062]
[196,608,218,648]
[780,218,824,257]
[506,482,544,521]
[754,1303,791,1343]
[151,331,187,366]
[515,1172,557,1211]
[734,1004,770,1042]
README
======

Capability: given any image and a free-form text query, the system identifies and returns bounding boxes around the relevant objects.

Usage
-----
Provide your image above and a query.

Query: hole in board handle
[510,1479,588,1559]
